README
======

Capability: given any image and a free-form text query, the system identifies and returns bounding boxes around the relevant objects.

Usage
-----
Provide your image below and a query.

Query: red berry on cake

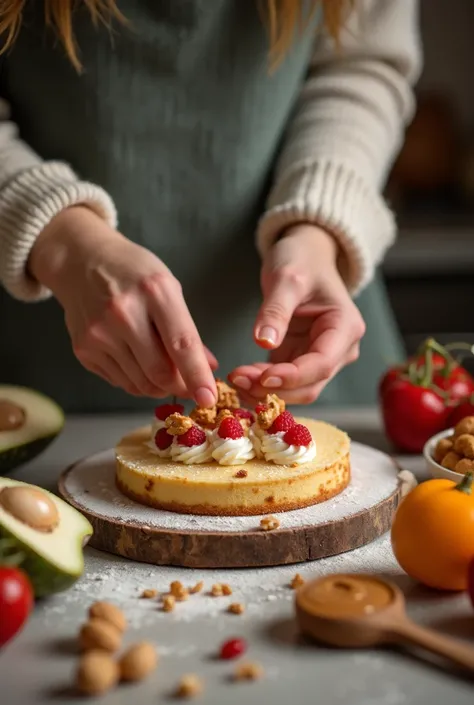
[178,425,207,447]
[233,408,255,423]
[268,410,295,434]
[154,403,185,421]
[283,424,312,447]
[218,417,244,440]
[255,403,267,414]
[155,428,173,450]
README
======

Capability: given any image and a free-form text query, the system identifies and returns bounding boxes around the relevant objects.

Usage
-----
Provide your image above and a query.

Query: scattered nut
[170,581,189,601]
[441,451,462,471]
[88,601,127,633]
[141,589,157,599]
[453,433,474,459]
[211,584,224,597]
[222,584,232,596]
[79,618,122,653]
[260,516,280,531]
[454,416,474,437]
[290,574,305,589]
[166,413,193,435]
[234,662,264,681]
[228,602,245,615]
[119,642,158,682]
[176,674,203,698]
[76,650,120,696]
[434,437,453,464]
[162,595,176,612]
[455,457,474,474]
[189,581,204,594]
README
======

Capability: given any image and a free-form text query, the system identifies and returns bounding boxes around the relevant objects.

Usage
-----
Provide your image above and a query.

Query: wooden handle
[393,619,474,671]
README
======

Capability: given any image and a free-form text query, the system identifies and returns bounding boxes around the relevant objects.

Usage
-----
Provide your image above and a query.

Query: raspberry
[255,403,267,414]
[218,417,244,440]
[220,637,247,660]
[178,425,206,447]
[233,408,255,423]
[155,428,173,450]
[268,410,295,434]
[154,403,184,421]
[283,424,312,447]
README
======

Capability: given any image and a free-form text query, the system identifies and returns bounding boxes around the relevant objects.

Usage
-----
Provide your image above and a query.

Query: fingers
[229,363,271,391]
[254,267,307,350]
[205,347,219,371]
[145,274,217,407]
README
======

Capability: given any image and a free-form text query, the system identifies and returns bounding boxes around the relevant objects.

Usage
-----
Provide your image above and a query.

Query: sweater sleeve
[256,0,422,296]
[0,98,117,302]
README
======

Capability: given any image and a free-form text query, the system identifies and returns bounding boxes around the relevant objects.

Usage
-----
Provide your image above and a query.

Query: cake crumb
[210,584,224,597]
[228,602,245,615]
[290,574,305,589]
[234,662,263,681]
[176,674,203,698]
[162,595,176,612]
[234,469,248,478]
[170,581,189,601]
[189,581,204,595]
[141,589,157,599]
[222,584,232,596]
[260,515,280,531]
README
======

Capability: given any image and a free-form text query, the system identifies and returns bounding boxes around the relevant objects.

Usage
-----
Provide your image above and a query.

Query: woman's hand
[28,206,218,405]
[229,224,366,405]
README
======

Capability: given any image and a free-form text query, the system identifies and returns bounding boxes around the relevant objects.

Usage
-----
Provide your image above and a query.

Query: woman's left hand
[229,224,366,405]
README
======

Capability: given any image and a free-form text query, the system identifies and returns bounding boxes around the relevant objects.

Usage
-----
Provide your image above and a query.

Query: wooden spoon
[295,573,474,671]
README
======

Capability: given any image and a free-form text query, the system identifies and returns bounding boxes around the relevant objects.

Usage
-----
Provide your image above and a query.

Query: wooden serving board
[58,442,402,569]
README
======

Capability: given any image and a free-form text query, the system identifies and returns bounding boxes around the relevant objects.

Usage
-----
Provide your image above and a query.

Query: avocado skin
[0,524,85,597]
[0,434,60,474]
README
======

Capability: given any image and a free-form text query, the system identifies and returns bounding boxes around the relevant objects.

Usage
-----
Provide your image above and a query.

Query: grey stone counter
[1,408,473,704]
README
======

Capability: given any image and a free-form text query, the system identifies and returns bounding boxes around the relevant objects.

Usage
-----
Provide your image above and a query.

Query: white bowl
[423,428,461,481]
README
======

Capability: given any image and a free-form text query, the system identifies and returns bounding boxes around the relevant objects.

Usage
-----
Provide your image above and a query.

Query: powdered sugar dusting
[61,442,398,532]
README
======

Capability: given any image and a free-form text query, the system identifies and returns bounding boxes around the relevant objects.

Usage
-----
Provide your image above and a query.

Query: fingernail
[196,387,216,408]
[232,376,251,390]
[262,376,282,389]
[256,326,278,346]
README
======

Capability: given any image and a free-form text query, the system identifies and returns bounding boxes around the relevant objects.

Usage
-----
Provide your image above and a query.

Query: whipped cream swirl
[170,437,213,464]
[211,430,255,466]
[261,431,316,465]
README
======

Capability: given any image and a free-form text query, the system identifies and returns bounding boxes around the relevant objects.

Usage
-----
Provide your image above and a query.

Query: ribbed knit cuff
[256,160,396,297]
[0,162,118,301]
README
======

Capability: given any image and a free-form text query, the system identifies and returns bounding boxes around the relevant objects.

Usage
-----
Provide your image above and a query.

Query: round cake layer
[115,418,351,516]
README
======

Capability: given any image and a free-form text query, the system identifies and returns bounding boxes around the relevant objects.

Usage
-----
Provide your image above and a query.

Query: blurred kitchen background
[383,0,474,374]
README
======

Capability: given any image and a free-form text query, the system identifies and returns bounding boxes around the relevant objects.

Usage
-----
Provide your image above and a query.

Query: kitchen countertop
[2,408,473,705]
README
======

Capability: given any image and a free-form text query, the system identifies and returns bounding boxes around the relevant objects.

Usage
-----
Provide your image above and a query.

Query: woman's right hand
[28,206,218,406]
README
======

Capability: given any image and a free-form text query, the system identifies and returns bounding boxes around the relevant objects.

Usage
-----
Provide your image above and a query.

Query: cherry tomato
[0,566,33,647]
[447,398,474,429]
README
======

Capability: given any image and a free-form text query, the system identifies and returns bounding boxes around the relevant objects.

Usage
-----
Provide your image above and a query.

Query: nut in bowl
[424,415,474,480]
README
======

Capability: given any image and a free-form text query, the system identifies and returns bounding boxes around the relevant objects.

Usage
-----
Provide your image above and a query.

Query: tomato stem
[454,471,473,495]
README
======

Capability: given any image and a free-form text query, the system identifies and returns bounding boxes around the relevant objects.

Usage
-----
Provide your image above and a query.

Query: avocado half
[0,477,93,597]
[0,385,64,473]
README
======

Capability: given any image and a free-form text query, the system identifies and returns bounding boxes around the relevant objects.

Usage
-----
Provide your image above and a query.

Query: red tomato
[447,398,474,429]
[0,566,33,647]
[380,378,450,453]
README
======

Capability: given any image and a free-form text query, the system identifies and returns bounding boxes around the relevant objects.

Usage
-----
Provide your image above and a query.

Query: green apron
[0,1,404,412]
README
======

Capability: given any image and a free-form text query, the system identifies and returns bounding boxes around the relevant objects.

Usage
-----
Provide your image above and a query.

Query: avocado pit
[0,399,25,431]
[0,486,60,532]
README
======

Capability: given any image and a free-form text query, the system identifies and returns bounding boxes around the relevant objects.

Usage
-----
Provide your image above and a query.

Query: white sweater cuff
[256,160,396,296]
[0,162,117,301]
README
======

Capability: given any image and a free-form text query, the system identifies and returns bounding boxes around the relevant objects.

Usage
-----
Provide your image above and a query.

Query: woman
[0,0,421,412]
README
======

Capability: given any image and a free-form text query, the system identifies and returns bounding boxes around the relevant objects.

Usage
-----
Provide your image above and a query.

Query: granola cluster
[165,413,193,436]
[256,394,285,430]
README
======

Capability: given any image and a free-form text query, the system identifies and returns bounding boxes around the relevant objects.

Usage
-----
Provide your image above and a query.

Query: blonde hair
[0,0,350,72]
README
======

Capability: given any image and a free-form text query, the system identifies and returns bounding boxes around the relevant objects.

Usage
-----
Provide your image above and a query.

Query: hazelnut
[79,618,122,653]
[441,451,462,471]
[88,601,127,633]
[290,573,305,589]
[433,438,453,464]
[455,458,474,474]
[454,416,474,437]
[76,650,119,695]
[119,642,158,682]
[234,662,264,681]
[176,674,203,698]
[454,433,474,459]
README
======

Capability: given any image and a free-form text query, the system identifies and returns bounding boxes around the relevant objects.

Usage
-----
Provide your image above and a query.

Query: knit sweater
[0,0,421,411]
